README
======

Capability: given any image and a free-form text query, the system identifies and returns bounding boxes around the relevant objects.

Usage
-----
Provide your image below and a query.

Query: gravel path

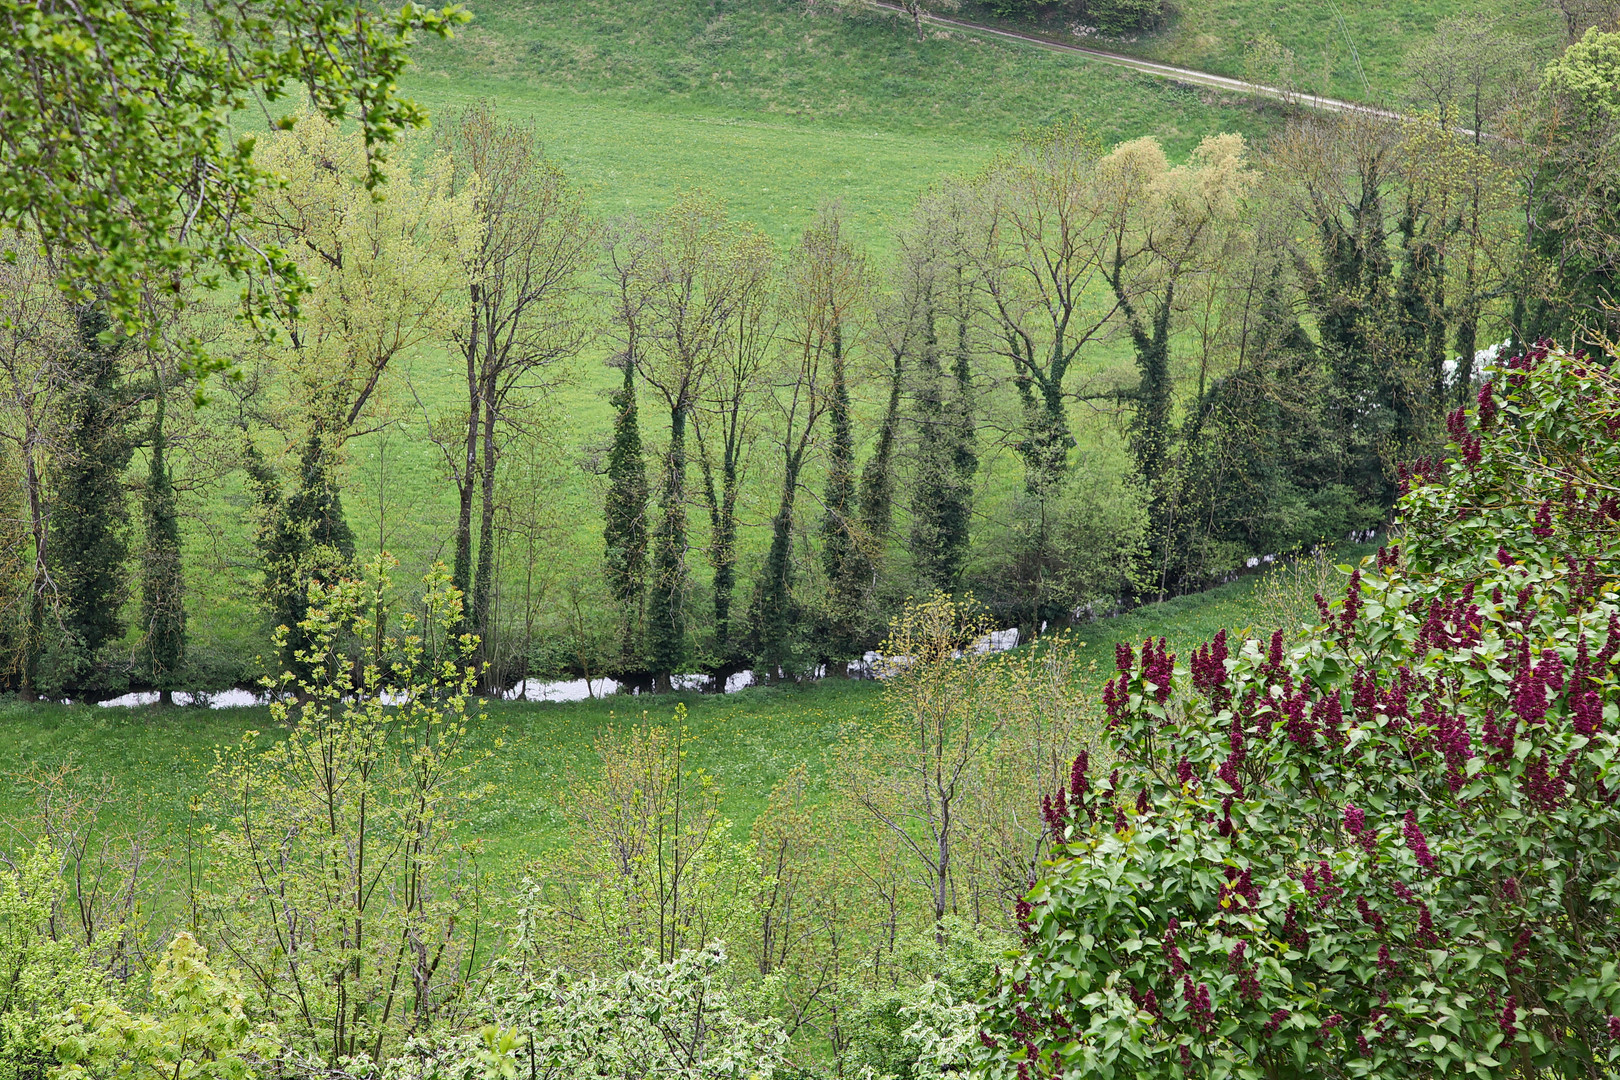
[867,1,1403,120]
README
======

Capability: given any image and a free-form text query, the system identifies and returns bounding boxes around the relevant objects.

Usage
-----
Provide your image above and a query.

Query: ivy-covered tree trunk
[472,393,498,683]
[140,390,185,704]
[1119,279,1179,599]
[648,405,689,691]
[1125,284,1176,499]
[948,279,978,543]
[252,430,357,684]
[50,306,133,688]
[603,363,649,673]
[755,454,804,679]
[1312,176,1398,516]
[854,345,904,597]
[1014,374,1072,499]
[818,327,864,670]
[909,288,976,595]
[698,433,740,667]
[820,328,856,588]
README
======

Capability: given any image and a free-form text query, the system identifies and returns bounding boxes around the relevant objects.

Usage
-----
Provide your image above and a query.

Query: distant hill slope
[407,0,1278,150]
[958,0,1563,105]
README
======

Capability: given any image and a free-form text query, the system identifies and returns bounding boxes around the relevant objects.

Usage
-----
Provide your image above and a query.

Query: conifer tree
[140,391,185,703]
[754,495,798,678]
[855,351,903,580]
[820,343,856,587]
[603,362,649,670]
[50,306,133,684]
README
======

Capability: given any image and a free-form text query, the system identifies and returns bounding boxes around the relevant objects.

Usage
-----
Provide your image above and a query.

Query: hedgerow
[978,344,1620,1078]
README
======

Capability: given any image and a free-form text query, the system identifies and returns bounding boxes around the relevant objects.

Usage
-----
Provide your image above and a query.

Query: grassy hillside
[410,0,1276,147]
[399,0,1283,247]
[964,0,1561,105]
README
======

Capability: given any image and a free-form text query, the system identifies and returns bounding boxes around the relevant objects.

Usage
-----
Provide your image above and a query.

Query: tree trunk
[757,455,803,672]
[21,448,46,702]
[934,803,951,941]
[473,393,499,680]
[452,296,481,625]
[649,406,689,683]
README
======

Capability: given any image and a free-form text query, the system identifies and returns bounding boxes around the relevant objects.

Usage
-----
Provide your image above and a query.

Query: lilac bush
[978,345,1620,1078]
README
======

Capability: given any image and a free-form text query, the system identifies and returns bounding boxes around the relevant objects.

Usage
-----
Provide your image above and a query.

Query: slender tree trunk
[649,405,689,690]
[714,456,738,657]
[142,388,186,706]
[473,394,498,679]
[452,295,481,622]
[758,453,805,675]
[21,448,46,702]
[857,347,905,586]
[604,362,649,672]
[697,438,739,664]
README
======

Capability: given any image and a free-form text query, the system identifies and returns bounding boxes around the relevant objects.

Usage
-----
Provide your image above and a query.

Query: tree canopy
[0,0,467,361]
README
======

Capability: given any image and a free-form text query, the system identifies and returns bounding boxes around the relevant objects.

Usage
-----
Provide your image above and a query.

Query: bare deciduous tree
[754,205,866,676]
[0,246,78,698]
[610,196,772,688]
[435,103,593,666]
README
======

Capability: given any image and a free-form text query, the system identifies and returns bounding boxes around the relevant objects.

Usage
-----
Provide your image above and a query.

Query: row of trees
[4,17,1619,699]
[593,15,1620,690]
[24,329,1620,1077]
[0,103,590,699]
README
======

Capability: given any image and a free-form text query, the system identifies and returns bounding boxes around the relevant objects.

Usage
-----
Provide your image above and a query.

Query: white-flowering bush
[375,944,785,1080]
[896,979,981,1080]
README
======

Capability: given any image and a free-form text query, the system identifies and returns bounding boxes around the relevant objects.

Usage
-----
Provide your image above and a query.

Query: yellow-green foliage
[196,558,491,1064]
[0,843,102,1080]
[51,934,274,1080]
[518,706,743,973]
[241,112,478,443]
[1542,25,1620,117]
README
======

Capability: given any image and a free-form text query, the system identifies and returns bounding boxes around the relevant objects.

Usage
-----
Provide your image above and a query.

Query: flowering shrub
[977,345,1620,1078]
[369,944,786,1080]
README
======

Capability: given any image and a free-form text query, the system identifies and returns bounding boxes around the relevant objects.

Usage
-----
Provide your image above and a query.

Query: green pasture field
[408,0,1278,156]
[167,0,1289,681]
[2,573,1281,875]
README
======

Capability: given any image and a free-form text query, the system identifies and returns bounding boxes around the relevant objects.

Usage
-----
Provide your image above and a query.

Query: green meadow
[0,572,1279,872]
[37,0,1366,823]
